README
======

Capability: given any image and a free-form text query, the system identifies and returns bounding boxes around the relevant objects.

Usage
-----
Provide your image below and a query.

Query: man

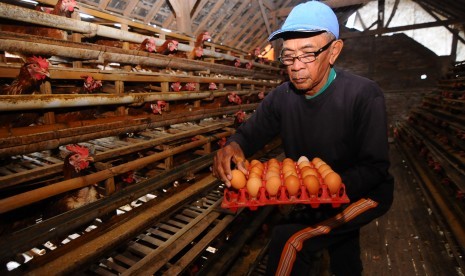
[213,1,394,275]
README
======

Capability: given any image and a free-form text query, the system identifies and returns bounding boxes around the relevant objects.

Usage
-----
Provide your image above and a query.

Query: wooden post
[94,162,116,195]
[40,81,55,124]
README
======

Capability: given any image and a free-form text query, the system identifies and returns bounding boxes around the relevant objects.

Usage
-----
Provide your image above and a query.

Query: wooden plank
[137,234,165,247]
[100,258,127,274]
[147,228,172,240]
[158,223,181,234]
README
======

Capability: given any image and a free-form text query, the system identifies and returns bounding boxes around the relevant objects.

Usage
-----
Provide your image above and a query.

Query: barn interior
[0,0,464,275]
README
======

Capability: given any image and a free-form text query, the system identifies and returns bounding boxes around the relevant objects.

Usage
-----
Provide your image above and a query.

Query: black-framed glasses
[278,39,335,66]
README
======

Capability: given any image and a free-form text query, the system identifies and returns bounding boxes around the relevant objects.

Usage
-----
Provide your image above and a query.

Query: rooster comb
[66,144,89,156]
[28,56,49,69]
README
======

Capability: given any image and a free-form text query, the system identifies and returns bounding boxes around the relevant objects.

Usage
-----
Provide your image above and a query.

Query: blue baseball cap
[268,1,339,41]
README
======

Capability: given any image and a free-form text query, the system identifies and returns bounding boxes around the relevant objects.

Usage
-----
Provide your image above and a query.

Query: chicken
[127,101,167,116]
[139,37,157,52]
[209,83,218,90]
[0,56,50,95]
[95,37,157,53]
[175,31,211,59]
[234,110,246,128]
[156,39,179,55]
[170,82,197,92]
[227,92,242,105]
[45,145,98,217]
[36,0,77,17]
[81,75,103,93]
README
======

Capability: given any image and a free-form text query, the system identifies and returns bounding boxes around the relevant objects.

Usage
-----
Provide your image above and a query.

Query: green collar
[305,68,337,100]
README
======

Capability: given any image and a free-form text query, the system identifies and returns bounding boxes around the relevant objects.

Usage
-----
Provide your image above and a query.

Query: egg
[265,171,280,180]
[230,169,246,189]
[284,175,300,196]
[312,157,323,164]
[250,166,263,176]
[268,158,279,165]
[320,168,333,179]
[246,177,262,198]
[298,161,311,169]
[317,164,331,174]
[251,161,264,171]
[301,168,319,178]
[266,176,281,196]
[297,156,309,164]
[283,169,297,178]
[303,175,320,196]
[325,172,342,195]
[249,171,262,179]
[282,157,294,165]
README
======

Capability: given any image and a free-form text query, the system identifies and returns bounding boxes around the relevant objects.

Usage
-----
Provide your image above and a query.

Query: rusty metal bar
[0,90,264,111]
[0,36,277,79]
[0,130,231,214]
[0,104,255,156]
[0,2,279,71]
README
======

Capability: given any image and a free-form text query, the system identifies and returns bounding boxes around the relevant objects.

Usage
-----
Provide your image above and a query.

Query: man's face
[281,34,333,94]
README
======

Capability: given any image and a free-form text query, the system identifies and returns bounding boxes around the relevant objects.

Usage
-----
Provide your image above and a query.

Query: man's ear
[329,39,344,65]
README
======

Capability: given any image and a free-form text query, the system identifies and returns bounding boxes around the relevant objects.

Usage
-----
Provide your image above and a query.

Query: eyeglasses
[278,39,335,66]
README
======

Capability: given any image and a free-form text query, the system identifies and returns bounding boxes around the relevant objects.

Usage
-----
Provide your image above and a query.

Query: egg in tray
[221,156,350,211]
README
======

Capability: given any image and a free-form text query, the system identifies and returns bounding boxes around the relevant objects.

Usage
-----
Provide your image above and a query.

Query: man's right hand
[213,141,247,187]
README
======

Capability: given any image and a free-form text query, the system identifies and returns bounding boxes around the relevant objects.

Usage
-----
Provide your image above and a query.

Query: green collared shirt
[305,68,337,100]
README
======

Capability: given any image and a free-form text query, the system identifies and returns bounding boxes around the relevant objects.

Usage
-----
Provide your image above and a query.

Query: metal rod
[0,90,263,111]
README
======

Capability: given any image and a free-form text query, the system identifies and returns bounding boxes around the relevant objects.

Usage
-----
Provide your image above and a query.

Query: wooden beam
[168,0,192,35]
[215,1,251,41]
[123,0,140,17]
[230,8,262,47]
[258,0,272,36]
[143,0,165,24]
[195,0,224,34]
[341,18,465,39]
[274,0,370,18]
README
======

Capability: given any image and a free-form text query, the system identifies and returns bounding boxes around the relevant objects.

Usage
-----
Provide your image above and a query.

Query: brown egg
[247,177,262,198]
[282,158,294,165]
[301,168,319,178]
[230,169,246,189]
[325,172,342,195]
[267,158,280,166]
[284,175,300,196]
[317,164,331,174]
[298,161,311,169]
[250,166,263,176]
[312,157,323,164]
[265,171,280,180]
[282,164,296,173]
[303,175,320,196]
[266,176,282,196]
[283,170,297,178]
[320,168,333,179]
[252,162,264,171]
[248,171,262,179]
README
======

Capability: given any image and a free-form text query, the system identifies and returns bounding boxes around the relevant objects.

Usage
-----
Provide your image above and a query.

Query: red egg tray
[221,182,350,211]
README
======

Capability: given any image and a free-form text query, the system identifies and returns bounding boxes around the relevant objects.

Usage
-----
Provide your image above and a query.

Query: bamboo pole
[0,130,231,214]
[0,2,279,71]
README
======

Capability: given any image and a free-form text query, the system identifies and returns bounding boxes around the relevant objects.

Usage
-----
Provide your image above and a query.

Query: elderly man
[213,1,394,275]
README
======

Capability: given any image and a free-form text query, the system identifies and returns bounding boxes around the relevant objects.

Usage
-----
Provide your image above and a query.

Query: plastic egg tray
[221,159,350,211]
[221,181,350,211]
